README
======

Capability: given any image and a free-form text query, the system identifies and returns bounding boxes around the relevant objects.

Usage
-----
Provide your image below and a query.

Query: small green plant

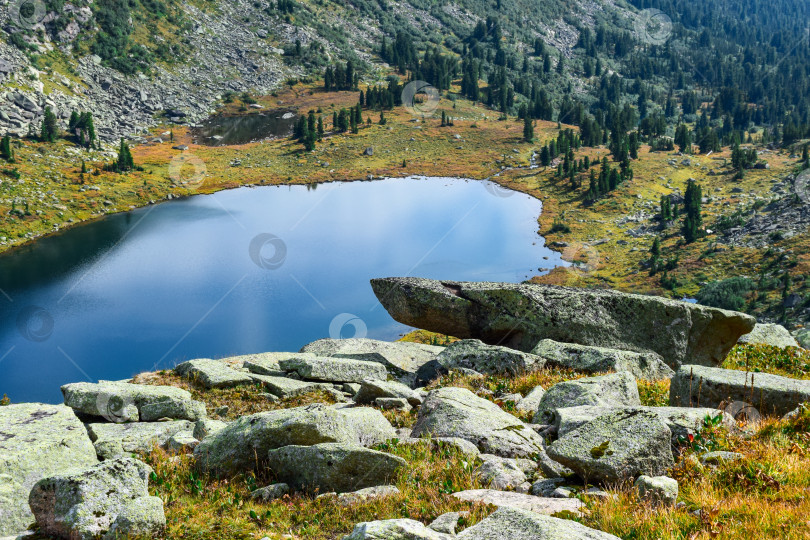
[590,440,614,459]
[0,394,10,406]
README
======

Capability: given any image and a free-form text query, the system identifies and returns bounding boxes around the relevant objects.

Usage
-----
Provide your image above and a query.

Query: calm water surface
[192,111,297,145]
[0,177,565,403]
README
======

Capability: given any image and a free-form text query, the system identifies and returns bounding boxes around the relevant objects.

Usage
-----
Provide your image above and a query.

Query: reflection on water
[192,110,298,146]
[0,177,565,403]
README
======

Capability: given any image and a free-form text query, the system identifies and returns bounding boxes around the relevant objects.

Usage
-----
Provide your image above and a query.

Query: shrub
[696,276,754,311]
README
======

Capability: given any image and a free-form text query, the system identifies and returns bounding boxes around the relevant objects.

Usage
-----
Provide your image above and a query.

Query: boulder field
[1,279,803,539]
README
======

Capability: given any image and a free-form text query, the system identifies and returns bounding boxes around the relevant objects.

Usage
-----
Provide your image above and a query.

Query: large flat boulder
[29,457,164,540]
[456,507,621,540]
[246,373,331,398]
[370,277,755,369]
[451,490,582,516]
[552,405,731,441]
[300,338,443,386]
[737,323,799,349]
[411,387,546,458]
[670,365,810,416]
[279,355,388,383]
[61,382,206,422]
[546,409,674,483]
[0,404,98,536]
[436,339,545,375]
[239,352,303,376]
[533,372,640,424]
[531,339,674,380]
[267,443,406,493]
[194,404,395,476]
[174,358,254,389]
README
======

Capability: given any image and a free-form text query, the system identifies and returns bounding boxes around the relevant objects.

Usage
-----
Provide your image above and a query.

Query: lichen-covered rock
[370,277,755,369]
[61,381,205,422]
[456,507,620,539]
[103,495,165,539]
[670,365,810,416]
[174,358,254,389]
[87,420,195,456]
[167,431,199,452]
[194,404,395,476]
[551,405,731,441]
[236,352,310,376]
[635,475,678,505]
[531,339,674,380]
[0,404,98,536]
[301,338,443,386]
[411,387,546,457]
[436,339,545,375]
[267,443,406,493]
[354,379,423,407]
[343,518,453,539]
[451,490,583,515]
[428,512,467,535]
[546,409,674,483]
[737,323,799,349]
[28,457,159,540]
[279,355,388,382]
[533,372,641,424]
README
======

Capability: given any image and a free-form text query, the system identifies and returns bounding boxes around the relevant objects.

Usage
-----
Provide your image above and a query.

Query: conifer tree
[682,179,702,243]
[40,106,58,142]
[0,135,11,161]
[116,138,134,172]
[523,115,534,142]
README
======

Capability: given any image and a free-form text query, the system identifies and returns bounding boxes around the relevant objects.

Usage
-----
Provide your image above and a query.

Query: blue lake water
[0,176,565,403]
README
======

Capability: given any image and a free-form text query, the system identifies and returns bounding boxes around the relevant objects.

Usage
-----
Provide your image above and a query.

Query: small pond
[0,176,566,403]
[192,110,298,145]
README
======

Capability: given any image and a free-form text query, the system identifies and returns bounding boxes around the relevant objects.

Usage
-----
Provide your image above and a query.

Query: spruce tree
[117,138,134,172]
[317,117,324,140]
[523,115,534,142]
[803,144,809,164]
[682,179,702,243]
[40,106,58,143]
[0,135,10,161]
[379,111,386,125]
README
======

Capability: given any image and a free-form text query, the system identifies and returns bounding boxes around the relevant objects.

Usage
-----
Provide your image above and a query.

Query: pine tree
[802,144,809,164]
[68,111,80,133]
[523,115,534,142]
[317,117,324,140]
[379,110,386,125]
[40,106,58,143]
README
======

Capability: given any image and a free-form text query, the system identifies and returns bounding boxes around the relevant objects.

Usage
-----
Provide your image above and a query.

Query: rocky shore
[1,279,807,539]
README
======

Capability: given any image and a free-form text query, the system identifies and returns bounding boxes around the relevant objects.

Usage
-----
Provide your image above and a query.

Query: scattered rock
[267,443,406,493]
[167,430,199,452]
[354,379,422,407]
[530,477,566,497]
[436,339,545,375]
[515,386,545,414]
[451,490,583,515]
[87,420,195,456]
[551,405,731,442]
[546,409,674,483]
[533,372,641,424]
[240,352,306,376]
[61,381,206,422]
[700,451,744,465]
[193,419,228,440]
[428,511,467,535]
[343,518,452,539]
[194,404,395,476]
[174,358,254,389]
[411,387,546,457]
[0,404,98,536]
[531,339,673,380]
[336,485,400,505]
[247,373,331,398]
[104,495,166,540]
[301,338,442,386]
[374,397,411,411]
[475,457,528,490]
[29,457,162,540]
[635,475,678,505]
[370,277,755,369]
[670,365,810,416]
[737,323,799,349]
[279,356,388,383]
[250,483,290,502]
[456,507,621,539]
